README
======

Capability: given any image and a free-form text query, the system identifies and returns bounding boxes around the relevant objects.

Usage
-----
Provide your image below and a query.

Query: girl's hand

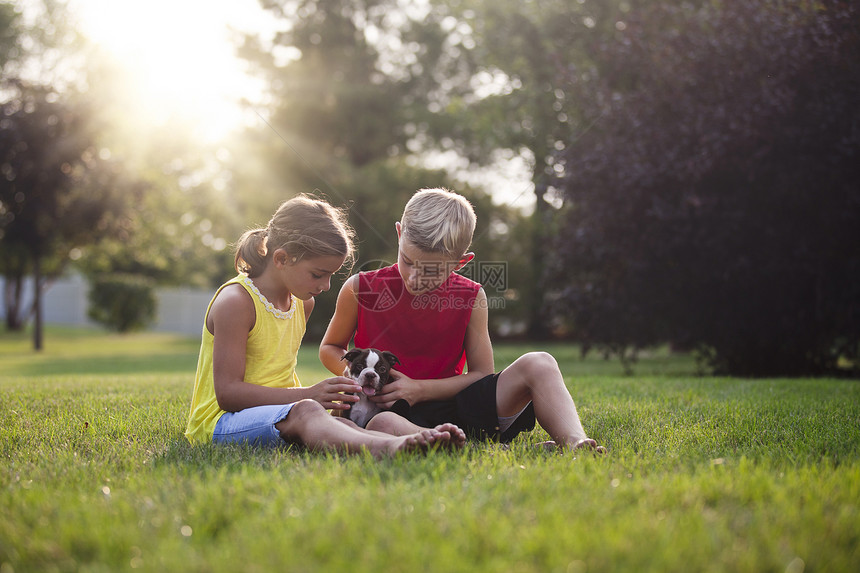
[372,369,423,409]
[307,376,361,411]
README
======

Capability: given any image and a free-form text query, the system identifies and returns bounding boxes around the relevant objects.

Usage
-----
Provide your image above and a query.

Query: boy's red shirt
[355,264,480,380]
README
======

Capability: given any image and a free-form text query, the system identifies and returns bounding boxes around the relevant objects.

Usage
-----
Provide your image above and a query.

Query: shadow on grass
[150,429,588,479]
[0,326,201,377]
[154,438,311,470]
[9,353,199,377]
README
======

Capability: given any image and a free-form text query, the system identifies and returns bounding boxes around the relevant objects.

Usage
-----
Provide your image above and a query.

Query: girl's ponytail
[234,228,269,278]
[233,194,355,278]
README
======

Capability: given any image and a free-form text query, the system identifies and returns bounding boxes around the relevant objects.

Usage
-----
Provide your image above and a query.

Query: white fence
[0,273,212,337]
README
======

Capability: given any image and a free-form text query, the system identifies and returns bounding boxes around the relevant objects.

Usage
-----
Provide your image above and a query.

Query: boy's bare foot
[571,438,606,454]
[416,428,449,447]
[434,423,466,448]
[535,441,558,453]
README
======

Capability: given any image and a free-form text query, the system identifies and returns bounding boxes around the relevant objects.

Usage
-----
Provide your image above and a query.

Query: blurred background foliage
[0,0,857,375]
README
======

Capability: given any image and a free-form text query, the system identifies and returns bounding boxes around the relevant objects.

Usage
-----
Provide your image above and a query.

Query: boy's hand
[307,376,361,411]
[372,369,422,409]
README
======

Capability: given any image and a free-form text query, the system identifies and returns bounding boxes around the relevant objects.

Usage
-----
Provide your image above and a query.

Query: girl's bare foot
[372,429,449,458]
[434,423,466,448]
[538,439,607,455]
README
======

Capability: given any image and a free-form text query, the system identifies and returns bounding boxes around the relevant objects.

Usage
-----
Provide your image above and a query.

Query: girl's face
[284,254,346,300]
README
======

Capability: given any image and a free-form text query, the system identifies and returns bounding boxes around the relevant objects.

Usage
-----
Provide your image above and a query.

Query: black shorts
[390,373,536,443]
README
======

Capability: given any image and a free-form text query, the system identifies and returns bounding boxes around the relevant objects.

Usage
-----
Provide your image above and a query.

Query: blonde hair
[400,188,476,259]
[235,194,355,278]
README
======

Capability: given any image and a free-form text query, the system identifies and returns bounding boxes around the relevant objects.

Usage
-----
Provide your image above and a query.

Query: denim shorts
[212,403,294,447]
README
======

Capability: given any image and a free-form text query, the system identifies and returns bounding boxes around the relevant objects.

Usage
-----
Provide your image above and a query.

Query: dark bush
[551,1,860,376]
[88,274,157,333]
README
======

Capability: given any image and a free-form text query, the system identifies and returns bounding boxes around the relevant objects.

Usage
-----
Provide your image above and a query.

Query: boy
[320,188,604,453]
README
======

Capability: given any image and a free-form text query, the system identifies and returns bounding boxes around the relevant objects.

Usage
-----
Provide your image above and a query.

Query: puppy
[341,348,400,428]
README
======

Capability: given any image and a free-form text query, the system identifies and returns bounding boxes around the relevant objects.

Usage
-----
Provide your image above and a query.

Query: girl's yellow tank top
[184,275,306,444]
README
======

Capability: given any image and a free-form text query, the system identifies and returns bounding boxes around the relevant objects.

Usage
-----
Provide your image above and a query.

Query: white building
[0,273,212,337]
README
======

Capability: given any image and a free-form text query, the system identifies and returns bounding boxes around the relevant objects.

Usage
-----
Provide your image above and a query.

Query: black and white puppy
[341,348,400,428]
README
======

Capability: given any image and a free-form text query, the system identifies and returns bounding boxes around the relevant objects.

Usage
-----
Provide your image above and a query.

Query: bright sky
[70,0,277,142]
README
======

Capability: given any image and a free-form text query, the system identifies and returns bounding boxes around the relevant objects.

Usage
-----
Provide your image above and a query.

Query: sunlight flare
[72,0,272,141]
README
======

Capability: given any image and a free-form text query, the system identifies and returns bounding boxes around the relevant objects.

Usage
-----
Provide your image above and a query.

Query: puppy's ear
[342,349,362,362]
[382,351,400,366]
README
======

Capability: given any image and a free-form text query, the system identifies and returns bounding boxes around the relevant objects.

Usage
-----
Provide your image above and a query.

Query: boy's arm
[373,288,495,407]
[319,274,360,375]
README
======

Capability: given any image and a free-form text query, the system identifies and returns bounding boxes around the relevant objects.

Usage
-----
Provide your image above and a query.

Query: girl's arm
[211,285,359,412]
[372,288,496,408]
[319,274,360,375]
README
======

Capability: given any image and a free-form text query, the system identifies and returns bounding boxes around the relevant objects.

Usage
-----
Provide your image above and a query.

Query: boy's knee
[519,351,559,374]
[365,411,401,433]
[507,352,563,392]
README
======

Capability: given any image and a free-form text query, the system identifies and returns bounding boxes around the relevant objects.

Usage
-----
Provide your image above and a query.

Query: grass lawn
[1,327,858,572]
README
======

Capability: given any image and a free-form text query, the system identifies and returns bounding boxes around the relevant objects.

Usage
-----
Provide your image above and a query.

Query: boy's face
[396,223,474,296]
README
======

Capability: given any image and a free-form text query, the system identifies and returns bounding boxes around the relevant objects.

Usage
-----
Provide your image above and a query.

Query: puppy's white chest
[349,396,380,428]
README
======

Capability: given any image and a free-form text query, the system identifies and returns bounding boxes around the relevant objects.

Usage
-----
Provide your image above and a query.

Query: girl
[184,194,459,457]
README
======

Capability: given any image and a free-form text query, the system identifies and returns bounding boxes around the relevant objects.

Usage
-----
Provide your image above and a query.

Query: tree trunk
[526,177,550,340]
[4,271,25,331]
[33,255,43,351]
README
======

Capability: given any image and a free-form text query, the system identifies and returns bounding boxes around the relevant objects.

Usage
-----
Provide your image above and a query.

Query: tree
[239,0,426,179]
[0,2,18,69]
[0,83,126,347]
[76,124,241,291]
[396,0,662,338]
[0,0,134,349]
[239,0,533,337]
[551,1,860,376]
